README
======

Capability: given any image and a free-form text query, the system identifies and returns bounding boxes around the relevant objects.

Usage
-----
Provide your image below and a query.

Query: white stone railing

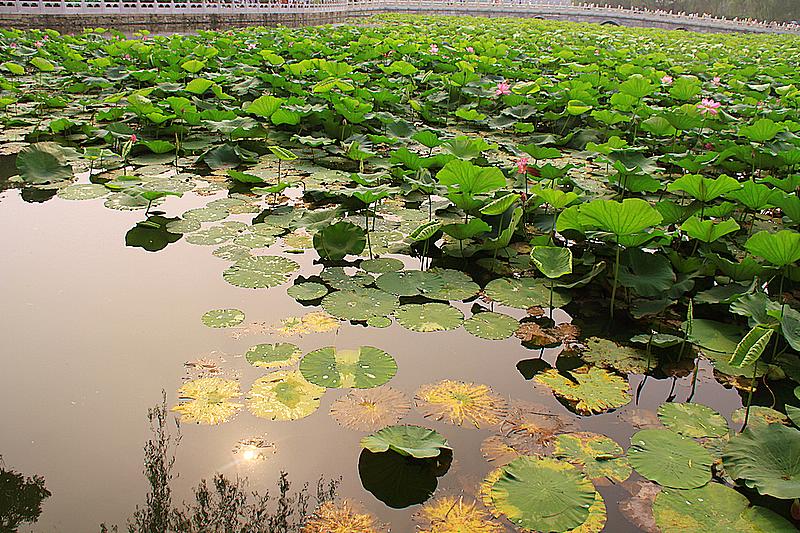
[0,0,798,34]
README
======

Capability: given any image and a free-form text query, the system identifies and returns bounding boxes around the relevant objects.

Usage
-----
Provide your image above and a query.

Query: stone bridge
[1,0,798,34]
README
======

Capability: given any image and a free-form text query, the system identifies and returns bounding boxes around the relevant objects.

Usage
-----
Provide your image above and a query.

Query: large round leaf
[361,425,451,458]
[375,270,445,297]
[463,312,519,340]
[223,256,299,289]
[722,423,800,499]
[535,366,631,415]
[553,432,631,483]
[415,380,507,428]
[394,303,464,332]
[201,308,245,328]
[485,277,571,309]
[580,337,653,374]
[657,402,729,438]
[321,288,398,321]
[313,220,366,260]
[245,343,301,368]
[577,198,663,237]
[628,429,713,489]
[487,456,596,532]
[171,377,242,425]
[16,142,73,184]
[424,268,480,301]
[246,370,325,421]
[299,346,397,389]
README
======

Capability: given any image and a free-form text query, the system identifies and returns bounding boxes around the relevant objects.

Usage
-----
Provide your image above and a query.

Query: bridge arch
[601,20,620,26]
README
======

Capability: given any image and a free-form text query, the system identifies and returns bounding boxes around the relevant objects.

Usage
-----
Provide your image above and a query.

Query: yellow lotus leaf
[535,366,631,415]
[414,496,503,533]
[415,380,507,428]
[302,500,384,533]
[247,370,325,421]
[171,377,242,425]
[274,311,340,336]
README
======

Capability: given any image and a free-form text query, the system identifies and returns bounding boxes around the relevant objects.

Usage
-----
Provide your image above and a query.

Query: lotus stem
[741,360,759,432]
[610,241,621,319]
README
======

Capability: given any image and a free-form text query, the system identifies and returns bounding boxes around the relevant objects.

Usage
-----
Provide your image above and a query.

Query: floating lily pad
[171,377,242,425]
[201,308,245,328]
[415,380,507,428]
[394,303,464,332]
[367,316,392,328]
[104,191,154,210]
[375,270,445,297]
[657,402,729,438]
[245,343,301,368]
[166,218,201,233]
[486,456,595,532]
[535,366,631,415]
[628,429,713,489]
[321,288,399,321]
[330,386,411,431]
[186,226,238,246]
[654,482,797,532]
[300,346,397,389]
[182,207,229,222]
[463,312,519,340]
[731,406,789,428]
[425,268,481,301]
[287,282,328,301]
[233,233,276,249]
[304,501,383,533]
[252,222,285,236]
[212,244,252,261]
[414,496,504,533]
[246,370,325,421]
[273,311,340,336]
[687,319,743,354]
[361,425,451,458]
[580,337,653,374]
[223,256,299,289]
[485,277,571,309]
[723,423,800,499]
[57,183,108,200]
[320,267,376,291]
[361,257,404,273]
[554,432,631,484]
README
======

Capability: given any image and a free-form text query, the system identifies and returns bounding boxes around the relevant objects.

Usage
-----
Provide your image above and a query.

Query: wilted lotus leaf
[657,402,729,438]
[415,380,507,428]
[375,270,445,297]
[223,255,299,289]
[245,343,301,368]
[232,436,275,462]
[553,432,631,484]
[628,429,713,489]
[303,500,383,533]
[201,308,245,328]
[282,230,314,251]
[464,312,519,340]
[618,480,660,533]
[580,337,653,374]
[395,303,464,332]
[484,278,571,309]
[486,456,595,532]
[515,322,558,345]
[361,424,451,458]
[482,402,572,463]
[172,377,242,425]
[330,386,411,431]
[182,207,229,222]
[481,433,551,465]
[535,366,631,415]
[654,482,796,532]
[57,183,108,200]
[425,268,481,301]
[322,288,398,321]
[300,346,397,389]
[287,282,328,301]
[273,311,340,336]
[246,370,325,421]
[360,257,404,274]
[414,496,503,533]
[723,424,800,499]
[731,406,789,429]
[320,267,375,291]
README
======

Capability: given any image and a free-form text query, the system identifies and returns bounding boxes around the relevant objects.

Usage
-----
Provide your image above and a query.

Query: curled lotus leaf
[553,432,631,484]
[484,277,571,309]
[361,424,451,459]
[272,311,340,336]
[628,429,713,489]
[321,288,399,321]
[171,377,242,425]
[286,282,328,301]
[414,496,504,533]
[415,380,507,428]
[654,482,797,532]
[201,308,245,328]
[580,337,654,374]
[300,346,397,389]
[424,268,481,301]
[246,370,325,421]
[361,257,405,273]
[463,312,519,340]
[657,402,729,438]
[245,343,301,368]
[486,456,596,532]
[223,255,299,289]
[535,366,631,415]
[330,386,411,431]
[303,500,383,533]
[375,270,445,297]
[394,303,464,332]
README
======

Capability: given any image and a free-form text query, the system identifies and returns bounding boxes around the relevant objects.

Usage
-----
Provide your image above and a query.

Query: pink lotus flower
[712,76,721,86]
[495,81,511,96]
[704,142,714,150]
[34,41,43,48]
[661,75,673,85]
[9,42,17,49]
[697,98,721,116]
[429,43,439,54]
[123,54,131,60]
[466,46,474,53]
[516,157,529,174]
[130,134,138,143]
[246,43,257,50]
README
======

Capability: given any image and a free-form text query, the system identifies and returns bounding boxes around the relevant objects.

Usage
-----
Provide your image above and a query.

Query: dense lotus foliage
[2,13,800,531]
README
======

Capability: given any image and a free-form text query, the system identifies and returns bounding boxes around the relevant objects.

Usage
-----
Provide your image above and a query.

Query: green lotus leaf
[577,198,662,238]
[628,429,713,489]
[740,118,784,143]
[487,456,595,532]
[480,193,520,216]
[680,216,740,243]
[375,270,445,297]
[222,256,299,289]
[723,424,800,499]
[654,482,796,532]
[424,268,480,301]
[463,312,519,340]
[657,402,729,438]
[201,308,245,328]
[436,159,506,197]
[57,183,108,200]
[745,230,800,268]
[530,246,573,279]
[553,432,631,483]
[321,288,399,321]
[617,248,675,297]
[360,257,404,273]
[320,267,375,291]
[731,406,790,429]
[313,221,366,261]
[246,370,325,421]
[667,174,741,203]
[535,366,631,415]
[729,325,774,368]
[485,277,571,309]
[580,337,653,374]
[394,303,464,332]
[186,226,239,246]
[287,282,328,301]
[245,343,301,368]
[233,233,275,249]
[182,207,229,222]
[441,219,491,241]
[16,142,73,184]
[246,94,284,118]
[361,424,451,458]
[687,318,744,354]
[300,345,397,389]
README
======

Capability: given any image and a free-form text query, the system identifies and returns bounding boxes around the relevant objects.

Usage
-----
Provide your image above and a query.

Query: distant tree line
[600,1,800,21]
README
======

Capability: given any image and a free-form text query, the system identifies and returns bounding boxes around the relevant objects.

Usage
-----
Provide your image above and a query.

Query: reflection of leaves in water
[482,400,573,464]
[0,458,51,532]
[414,380,507,428]
[171,377,242,425]
[358,448,452,509]
[125,216,182,252]
[232,437,276,462]
[413,496,503,533]
[303,500,383,533]
[330,387,411,431]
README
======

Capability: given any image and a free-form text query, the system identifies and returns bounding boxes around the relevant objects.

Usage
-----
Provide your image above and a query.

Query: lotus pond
[1,14,800,532]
